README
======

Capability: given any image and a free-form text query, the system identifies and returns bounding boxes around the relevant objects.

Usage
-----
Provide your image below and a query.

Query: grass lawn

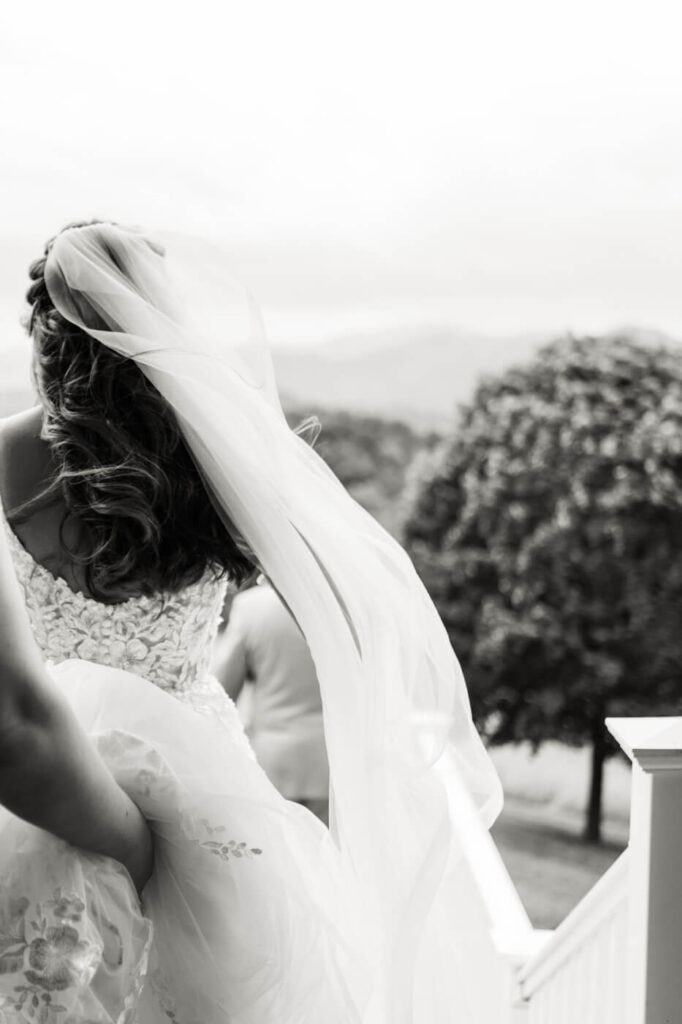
[490,797,628,930]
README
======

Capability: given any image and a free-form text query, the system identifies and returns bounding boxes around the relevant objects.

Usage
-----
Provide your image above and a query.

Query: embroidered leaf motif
[197,835,263,862]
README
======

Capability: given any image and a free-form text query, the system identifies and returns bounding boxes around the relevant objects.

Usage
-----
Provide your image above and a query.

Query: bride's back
[0,406,89,594]
[0,219,257,692]
[0,408,229,695]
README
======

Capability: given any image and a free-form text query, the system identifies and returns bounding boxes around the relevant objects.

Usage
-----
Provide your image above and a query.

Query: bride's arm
[0,526,153,893]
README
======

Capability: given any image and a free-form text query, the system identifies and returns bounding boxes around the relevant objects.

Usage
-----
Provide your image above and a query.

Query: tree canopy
[403,335,682,840]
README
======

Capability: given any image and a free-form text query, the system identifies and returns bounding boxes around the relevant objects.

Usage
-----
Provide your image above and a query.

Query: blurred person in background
[214,577,329,824]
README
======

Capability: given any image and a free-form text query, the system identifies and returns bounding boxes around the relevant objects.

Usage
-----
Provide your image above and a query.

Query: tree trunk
[584,713,607,844]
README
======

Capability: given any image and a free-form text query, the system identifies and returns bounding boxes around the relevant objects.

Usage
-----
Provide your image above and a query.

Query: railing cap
[606,717,682,771]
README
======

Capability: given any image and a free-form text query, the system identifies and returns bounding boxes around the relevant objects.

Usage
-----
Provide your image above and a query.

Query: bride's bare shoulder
[0,405,42,437]
[0,407,51,507]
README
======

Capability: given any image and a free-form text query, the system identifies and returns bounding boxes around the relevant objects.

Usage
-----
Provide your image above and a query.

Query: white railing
[443,809,549,1023]
[516,851,628,1023]
[496,716,682,1024]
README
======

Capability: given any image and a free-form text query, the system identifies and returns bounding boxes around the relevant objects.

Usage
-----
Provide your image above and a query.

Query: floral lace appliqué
[0,883,151,1024]
[2,515,227,695]
[199,836,263,863]
[0,889,100,1022]
[184,816,262,863]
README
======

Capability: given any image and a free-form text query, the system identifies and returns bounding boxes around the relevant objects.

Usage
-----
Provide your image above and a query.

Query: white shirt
[221,583,329,800]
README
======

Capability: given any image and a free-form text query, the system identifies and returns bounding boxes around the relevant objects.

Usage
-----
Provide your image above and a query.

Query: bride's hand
[116,799,155,895]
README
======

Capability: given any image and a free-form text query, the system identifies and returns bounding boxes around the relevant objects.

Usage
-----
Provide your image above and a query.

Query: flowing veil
[43,223,503,1021]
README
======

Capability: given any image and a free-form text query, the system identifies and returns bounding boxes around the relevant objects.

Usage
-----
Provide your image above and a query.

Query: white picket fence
[517,852,628,1023]
[467,716,682,1024]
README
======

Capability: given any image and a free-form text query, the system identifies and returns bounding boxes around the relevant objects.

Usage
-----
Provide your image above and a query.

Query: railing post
[607,717,682,1024]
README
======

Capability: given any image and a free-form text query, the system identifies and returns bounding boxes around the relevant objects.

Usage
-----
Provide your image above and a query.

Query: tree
[403,335,682,842]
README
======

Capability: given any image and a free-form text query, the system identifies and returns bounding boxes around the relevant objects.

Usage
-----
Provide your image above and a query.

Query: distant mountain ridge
[273,324,682,429]
[273,326,551,429]
[3,324,679,428]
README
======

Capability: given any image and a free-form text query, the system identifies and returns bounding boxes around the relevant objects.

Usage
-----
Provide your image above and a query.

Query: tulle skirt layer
[0,660,504,1024]
[0,660,369,1024]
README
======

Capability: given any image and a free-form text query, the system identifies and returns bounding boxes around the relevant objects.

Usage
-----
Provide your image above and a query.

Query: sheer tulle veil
[44,223,503,1020]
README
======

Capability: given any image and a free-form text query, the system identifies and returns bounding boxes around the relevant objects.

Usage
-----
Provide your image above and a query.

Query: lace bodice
[3,513,228,695]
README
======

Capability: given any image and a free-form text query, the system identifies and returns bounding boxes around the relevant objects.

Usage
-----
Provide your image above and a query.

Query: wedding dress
[0,504,365,1024]
[0,223,504,1024]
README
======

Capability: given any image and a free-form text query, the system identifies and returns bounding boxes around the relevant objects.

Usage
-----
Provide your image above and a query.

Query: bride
[0,221,503,1023]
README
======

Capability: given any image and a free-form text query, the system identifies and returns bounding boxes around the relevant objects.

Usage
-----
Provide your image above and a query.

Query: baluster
[607,717,682,1024]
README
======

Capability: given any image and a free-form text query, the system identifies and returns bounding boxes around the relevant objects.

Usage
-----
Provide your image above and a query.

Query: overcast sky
[2,0,682,353]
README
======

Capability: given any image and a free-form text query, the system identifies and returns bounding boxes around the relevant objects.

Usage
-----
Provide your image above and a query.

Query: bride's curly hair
[21,220,256,603]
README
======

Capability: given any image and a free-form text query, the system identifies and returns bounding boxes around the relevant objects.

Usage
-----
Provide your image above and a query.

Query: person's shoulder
[0,406,48,506]
[232,584,271,614]
[231,582,283,623]
[0,406,42,447]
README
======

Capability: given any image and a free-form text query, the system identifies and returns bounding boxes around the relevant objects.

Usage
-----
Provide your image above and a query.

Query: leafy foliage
[404,336,682,756]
